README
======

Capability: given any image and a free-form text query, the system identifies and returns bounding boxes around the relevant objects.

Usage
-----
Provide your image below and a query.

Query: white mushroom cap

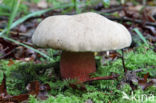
[32,12,132,52]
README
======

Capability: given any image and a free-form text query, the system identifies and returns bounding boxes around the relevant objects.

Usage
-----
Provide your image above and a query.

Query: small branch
[104,16,156,27]
[100,6,124,13]
[23,12,156,27]
[1,36,52,60]
[134,69,144,73]
[121,49,127,73]
[0,16,8,20]
[22,42,39,49]
[0,48,15,59]
[85,74,119,82]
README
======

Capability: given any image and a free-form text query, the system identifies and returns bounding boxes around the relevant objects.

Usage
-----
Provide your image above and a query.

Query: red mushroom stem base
[60,51,119,82]
[60,51,96,82]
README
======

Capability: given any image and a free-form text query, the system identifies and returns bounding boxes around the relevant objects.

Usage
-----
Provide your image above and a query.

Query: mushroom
[32,12,132,82]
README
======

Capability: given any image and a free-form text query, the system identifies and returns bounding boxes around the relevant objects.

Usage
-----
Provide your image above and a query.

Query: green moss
[0,45,156,102]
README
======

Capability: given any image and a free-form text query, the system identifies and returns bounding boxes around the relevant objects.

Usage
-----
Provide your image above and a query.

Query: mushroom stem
[60,51,96,82]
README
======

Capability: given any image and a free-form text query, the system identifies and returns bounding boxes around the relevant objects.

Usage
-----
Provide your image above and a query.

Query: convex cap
[32,12,132,52]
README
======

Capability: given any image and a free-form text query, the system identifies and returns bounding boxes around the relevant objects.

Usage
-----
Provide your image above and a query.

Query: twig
[86,76,118,82]
[1,35,53,60]
[85,74,119,82]
[22,42,39,49]
[100,6,124,13]
[134,69,144,73]
[104,16,156,27]
[0,16,8,20]
[121,49,127,73]
[18,12,156,28]
[0,48,15,59]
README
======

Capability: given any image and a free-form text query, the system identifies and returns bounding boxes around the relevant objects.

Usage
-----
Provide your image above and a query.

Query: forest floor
[0,0,156,103]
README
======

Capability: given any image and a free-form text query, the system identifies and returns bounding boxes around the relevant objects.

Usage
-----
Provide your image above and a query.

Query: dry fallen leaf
[138,73,154,90]
[0,74,51,102]
[8,59,15,66]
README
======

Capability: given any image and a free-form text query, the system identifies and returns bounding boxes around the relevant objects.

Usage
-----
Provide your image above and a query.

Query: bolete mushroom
[32,12,132,82]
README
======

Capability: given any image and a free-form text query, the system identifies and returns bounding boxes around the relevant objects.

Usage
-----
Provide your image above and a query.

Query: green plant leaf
[102,0,110,8]
[7,0,21,35]
[0,4,10,11]
[133,28,149,46]
[0,12,10,16]
[0,3,74,36]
